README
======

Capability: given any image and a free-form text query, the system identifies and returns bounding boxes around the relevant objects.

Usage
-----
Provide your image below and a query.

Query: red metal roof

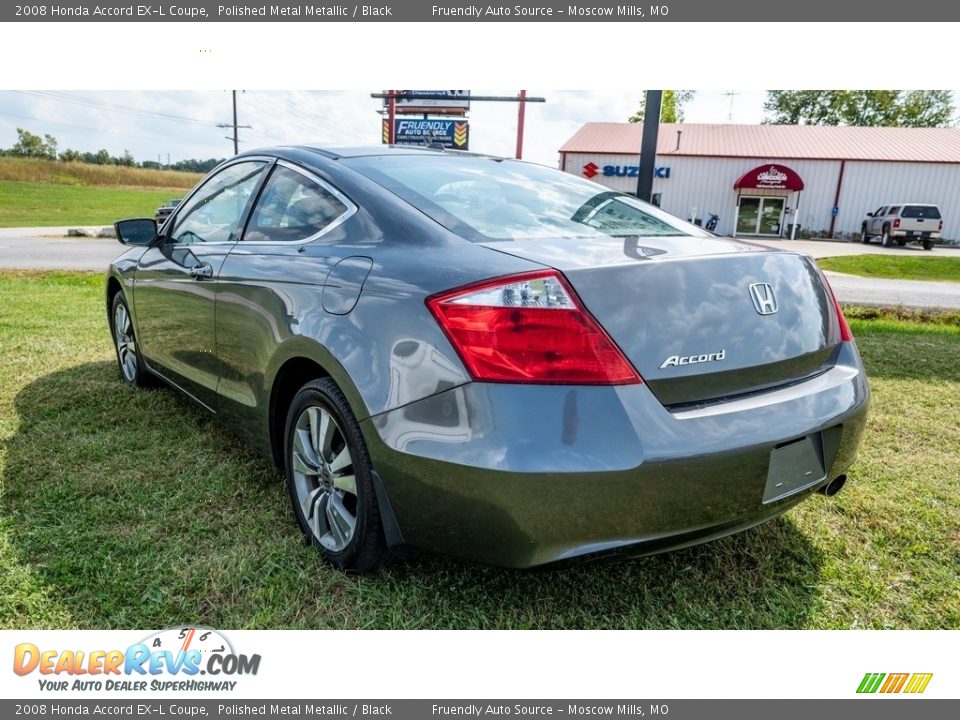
[559,122,960,163]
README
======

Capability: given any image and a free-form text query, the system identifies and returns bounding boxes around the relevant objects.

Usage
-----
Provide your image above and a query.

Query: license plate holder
[763,435,826,504]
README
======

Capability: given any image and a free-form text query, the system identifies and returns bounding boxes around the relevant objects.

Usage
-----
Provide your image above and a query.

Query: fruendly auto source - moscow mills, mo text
[431,5,661,17]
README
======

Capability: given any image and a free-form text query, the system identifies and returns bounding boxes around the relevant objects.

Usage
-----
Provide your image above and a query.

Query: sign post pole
[516,89,527,159]
[387,90,396,144]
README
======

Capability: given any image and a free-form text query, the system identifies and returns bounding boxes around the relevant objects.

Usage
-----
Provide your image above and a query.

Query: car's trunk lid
[482,236,841,407]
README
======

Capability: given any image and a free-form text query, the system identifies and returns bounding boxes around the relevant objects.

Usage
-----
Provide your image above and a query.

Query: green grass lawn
[0,271,958,629]
[0,181,189,227]
[818,254,960,282]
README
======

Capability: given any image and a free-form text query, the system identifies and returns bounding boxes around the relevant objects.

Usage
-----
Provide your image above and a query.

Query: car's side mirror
[114,218,158,246]
[866,212,873,217]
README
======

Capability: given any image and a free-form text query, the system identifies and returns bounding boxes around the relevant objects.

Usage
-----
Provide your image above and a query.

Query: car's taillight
[427,270,642,385]
[893,218,901,229]
[939,220,944,231]
[819,273,853,343]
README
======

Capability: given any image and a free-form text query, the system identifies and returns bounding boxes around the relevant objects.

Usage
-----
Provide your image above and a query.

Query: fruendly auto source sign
[382,119,469,150]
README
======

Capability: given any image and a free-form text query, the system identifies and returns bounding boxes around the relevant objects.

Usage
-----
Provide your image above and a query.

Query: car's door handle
[189,263,213,279]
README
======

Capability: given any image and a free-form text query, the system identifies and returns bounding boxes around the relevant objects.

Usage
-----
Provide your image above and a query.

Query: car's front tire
[860,226,870,243]
[284,378,388,573]
[110,290,150,387]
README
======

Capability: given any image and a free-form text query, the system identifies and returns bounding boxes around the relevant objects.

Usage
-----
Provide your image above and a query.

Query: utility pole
[218,90,251,155]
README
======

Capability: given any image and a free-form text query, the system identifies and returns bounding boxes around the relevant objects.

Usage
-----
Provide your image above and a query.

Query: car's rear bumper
[891,230,941,239]
[362,343,870,568]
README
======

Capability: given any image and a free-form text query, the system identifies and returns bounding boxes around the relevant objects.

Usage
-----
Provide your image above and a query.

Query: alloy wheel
[290,405,358,552]
[113,302,138,382]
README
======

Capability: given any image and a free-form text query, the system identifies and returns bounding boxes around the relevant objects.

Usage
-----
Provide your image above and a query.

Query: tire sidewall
[284,380,379,570]
[111,291,141,386]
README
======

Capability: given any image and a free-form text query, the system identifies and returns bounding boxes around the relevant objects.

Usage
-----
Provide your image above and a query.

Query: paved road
[762,238,960,309]
[1,228,958,309]
[821,273,960,309]
[0,227,121,271]
[766,238,959,259]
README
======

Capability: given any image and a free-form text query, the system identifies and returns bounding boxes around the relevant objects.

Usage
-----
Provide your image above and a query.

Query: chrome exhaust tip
[818,474,847,497]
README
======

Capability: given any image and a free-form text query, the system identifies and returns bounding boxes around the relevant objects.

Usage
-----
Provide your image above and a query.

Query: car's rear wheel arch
[269,357,331,469]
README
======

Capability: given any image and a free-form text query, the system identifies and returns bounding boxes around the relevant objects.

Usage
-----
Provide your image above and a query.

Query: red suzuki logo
[583,162,599,179]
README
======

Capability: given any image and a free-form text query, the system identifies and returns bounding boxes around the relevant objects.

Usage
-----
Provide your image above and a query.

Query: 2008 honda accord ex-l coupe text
[108,146,870,572]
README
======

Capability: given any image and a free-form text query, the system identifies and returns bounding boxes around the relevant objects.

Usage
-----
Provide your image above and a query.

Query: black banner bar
[3,1,959,22]
[1,700,957,719]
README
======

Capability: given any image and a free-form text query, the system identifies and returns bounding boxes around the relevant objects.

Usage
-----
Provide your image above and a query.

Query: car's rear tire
[923,239,934,251]
[284,378,388,573]
[896,238,907,247]
[860,226,870,244]
[110,291,151,387]
[881,227,892,247]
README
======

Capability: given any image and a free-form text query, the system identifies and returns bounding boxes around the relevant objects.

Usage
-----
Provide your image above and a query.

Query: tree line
[629,90,955,127]
[0,128,225,173]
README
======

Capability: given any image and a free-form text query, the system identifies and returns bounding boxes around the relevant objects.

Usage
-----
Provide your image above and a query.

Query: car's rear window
[344,154,705,242]
[901,205,941,219]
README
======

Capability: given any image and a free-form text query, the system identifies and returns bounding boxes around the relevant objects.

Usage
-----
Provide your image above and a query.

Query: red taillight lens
[893,218,901,229]
[820,273,853,342]
[427,271,642,385]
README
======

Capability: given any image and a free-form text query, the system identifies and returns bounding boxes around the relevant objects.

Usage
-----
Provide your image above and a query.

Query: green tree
[9,128,58,159]
[764,90,955,127]
[629,91,696,123]
[91,149,112,165]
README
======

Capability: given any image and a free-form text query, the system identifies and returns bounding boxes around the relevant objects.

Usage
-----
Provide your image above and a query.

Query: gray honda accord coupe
[108,146,870,572]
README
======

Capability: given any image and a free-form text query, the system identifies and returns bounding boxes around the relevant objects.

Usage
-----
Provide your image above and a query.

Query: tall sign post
[636,90,662,202]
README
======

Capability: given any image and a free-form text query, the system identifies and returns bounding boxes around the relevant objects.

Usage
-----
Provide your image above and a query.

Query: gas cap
[322,256,373,315]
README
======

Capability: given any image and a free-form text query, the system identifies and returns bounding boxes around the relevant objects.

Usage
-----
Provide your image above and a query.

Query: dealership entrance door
[733,163,805,238]
[736,197,785,236]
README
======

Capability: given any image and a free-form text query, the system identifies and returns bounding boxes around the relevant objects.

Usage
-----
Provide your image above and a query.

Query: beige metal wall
[561,152,960,240]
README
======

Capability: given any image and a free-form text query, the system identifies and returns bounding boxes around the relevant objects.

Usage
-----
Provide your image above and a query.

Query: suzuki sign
[583,163,671,179]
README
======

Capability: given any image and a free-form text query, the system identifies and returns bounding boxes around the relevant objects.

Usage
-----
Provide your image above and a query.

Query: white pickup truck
[861,203,943,250]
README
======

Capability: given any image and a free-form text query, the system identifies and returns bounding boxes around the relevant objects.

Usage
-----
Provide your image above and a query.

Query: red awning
[734,164,805,191]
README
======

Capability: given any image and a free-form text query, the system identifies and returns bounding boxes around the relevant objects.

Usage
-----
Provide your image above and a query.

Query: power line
[245,91,329,139]
[12,90,222,127]
[0,109,186,144]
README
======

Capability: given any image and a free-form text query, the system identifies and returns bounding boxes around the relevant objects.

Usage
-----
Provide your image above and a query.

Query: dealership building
[559,123,960,240]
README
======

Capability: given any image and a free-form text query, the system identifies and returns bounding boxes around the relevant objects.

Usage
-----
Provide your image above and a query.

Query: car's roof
[882,202,940,207]
[250,144,501,161]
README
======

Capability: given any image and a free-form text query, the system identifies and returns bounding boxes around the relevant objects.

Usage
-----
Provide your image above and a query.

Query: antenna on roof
[722,91,740,122]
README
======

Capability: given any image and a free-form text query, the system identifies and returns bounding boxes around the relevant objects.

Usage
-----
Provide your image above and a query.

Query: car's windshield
[345,154,705,242]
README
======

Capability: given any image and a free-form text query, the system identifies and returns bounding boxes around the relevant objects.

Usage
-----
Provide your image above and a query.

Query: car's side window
[874,206,886,216]
[244,165,350,243]
[167,161,268,245]
[887,206,900,215]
